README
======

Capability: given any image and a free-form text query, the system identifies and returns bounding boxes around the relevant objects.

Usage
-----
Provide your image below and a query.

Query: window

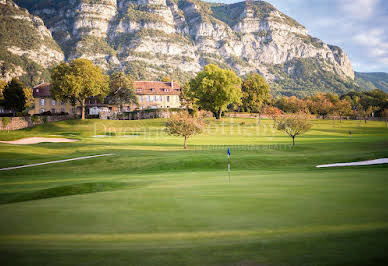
[51,99,56,106]
[36,89,39,93]
[51,108,56,113]
[40,98,45,106]
[137,88,142,92]
[138,96,142,102]
[150,88,155,92]
[71,108,76,114]
[166,96,170,102]
[147,96,151,102]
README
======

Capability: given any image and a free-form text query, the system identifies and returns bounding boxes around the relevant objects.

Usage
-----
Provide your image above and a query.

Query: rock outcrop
[0,0,64,85]
[9,0,357,96]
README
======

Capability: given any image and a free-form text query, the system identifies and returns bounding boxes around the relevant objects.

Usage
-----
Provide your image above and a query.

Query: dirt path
[0,137,79,145]
[317,158,388,168]
[0,154,114,171]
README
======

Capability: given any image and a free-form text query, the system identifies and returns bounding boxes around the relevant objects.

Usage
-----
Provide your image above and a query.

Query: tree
[383,109,388,128]
[165,112,204,149]
[51,59,109,120]
[188,64,242,119]
[241,73,270,113]
[334,99,351,123]
[307,93,335,119]
[263,105,282,125]
[106,72,138,111]
[3,78,27,113]
[276,112,312,146]
[0,79,6,100]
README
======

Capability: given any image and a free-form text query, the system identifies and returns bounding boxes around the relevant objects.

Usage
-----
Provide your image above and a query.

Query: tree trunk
[292,136,295,146]
[184,136,187,149]
[385,119,387,128]
[81,99,85,120]
[340,115,342,123]
[364,117,367,124]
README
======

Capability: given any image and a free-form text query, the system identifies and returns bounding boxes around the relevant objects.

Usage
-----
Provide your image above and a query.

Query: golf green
[0,118,387,265]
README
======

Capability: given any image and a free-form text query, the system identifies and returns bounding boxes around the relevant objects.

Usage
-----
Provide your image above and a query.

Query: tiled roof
[32,81,181,98]
[33,83,51,97]
[134,81,181,95]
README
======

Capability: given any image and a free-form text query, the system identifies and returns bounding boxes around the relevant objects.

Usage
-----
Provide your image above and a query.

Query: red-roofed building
[134,81,181,109]
[30,83,78,115]
[28,80,181,115]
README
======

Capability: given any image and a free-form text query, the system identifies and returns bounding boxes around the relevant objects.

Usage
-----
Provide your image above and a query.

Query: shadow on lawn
[0,181,150,205]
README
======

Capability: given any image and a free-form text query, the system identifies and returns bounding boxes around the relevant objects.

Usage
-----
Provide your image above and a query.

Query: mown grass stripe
[1,223,387,242]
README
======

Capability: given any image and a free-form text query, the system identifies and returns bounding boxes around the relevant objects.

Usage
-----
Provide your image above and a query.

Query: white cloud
[340,0,380,19]
[353,28,388,66]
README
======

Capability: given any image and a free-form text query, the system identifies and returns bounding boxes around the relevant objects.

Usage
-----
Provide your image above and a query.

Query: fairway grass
[0,118,387,265]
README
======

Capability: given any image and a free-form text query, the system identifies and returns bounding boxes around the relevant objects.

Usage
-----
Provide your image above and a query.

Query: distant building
[134,81,181,109]
[28,81,181,116]
[29,83,78,115]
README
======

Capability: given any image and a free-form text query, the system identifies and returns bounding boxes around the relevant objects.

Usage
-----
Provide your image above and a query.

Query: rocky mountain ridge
[3,0,359,96]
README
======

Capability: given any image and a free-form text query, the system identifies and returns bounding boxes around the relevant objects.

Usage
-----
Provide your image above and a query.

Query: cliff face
[10,0,357,96]
[0,0,64,86]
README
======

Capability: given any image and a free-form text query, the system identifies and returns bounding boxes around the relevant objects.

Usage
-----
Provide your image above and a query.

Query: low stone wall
[100,109,184,120]
[0,115,73,131]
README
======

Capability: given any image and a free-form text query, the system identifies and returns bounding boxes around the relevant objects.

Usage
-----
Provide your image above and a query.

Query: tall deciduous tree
[3,78,27,113]
[106,72,138,111]
[276,112,312,146]
[241,73,270,113]
[51,59,109,120]
[334,99,351,123]
[188,64,242,119]
[165,112,204,149]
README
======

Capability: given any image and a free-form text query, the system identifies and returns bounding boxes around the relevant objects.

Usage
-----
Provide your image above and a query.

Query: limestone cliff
[0,0,64,86]
[11,0,358,96]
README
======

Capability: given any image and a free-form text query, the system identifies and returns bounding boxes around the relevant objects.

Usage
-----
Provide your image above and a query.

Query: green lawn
[0,118,387,265]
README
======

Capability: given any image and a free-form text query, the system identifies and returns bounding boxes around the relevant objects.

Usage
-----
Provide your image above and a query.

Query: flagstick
[228,155,231,184]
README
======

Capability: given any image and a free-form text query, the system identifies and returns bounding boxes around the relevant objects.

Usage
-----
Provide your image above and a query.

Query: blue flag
[227,147,231,157]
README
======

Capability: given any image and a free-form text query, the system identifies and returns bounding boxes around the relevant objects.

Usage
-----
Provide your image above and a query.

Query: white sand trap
[0,137,79,145]
[317,158,388,168]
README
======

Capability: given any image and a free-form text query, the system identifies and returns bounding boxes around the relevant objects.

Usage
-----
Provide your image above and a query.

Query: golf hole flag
[227,147,231,158]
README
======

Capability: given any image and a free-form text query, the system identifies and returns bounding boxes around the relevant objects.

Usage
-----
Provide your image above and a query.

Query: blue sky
[207,0,388,73]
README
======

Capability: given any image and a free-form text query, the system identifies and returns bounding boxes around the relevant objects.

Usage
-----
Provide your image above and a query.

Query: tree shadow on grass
[0,181,151,205]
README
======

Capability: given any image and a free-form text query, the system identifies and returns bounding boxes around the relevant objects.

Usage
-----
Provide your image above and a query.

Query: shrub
[2,117,10,129]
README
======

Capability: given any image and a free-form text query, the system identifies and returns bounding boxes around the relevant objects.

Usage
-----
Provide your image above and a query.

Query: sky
[207,0,388,73]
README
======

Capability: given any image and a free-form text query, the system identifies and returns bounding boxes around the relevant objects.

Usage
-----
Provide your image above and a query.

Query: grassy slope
[0,118,387,265]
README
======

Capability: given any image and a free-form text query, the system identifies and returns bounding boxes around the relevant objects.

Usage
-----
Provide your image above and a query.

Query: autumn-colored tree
[263,105,282,125]
[334,99,352,123]
[188,64,242,119]
[275,96,308,113]
[359,106,379,124]
[51,59,109,119]
[105,72,138,111]
[307,93,335,119]
[165,112,204,149]
[276,112,312,146]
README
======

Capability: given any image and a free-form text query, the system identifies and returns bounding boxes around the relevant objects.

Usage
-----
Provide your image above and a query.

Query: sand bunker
[317,158,388,168]
[0,137,79,145]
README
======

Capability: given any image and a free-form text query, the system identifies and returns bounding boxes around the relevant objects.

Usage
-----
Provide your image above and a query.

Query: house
[29,83,78,115]
[28,80,181,115]
[134,81,181,109]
